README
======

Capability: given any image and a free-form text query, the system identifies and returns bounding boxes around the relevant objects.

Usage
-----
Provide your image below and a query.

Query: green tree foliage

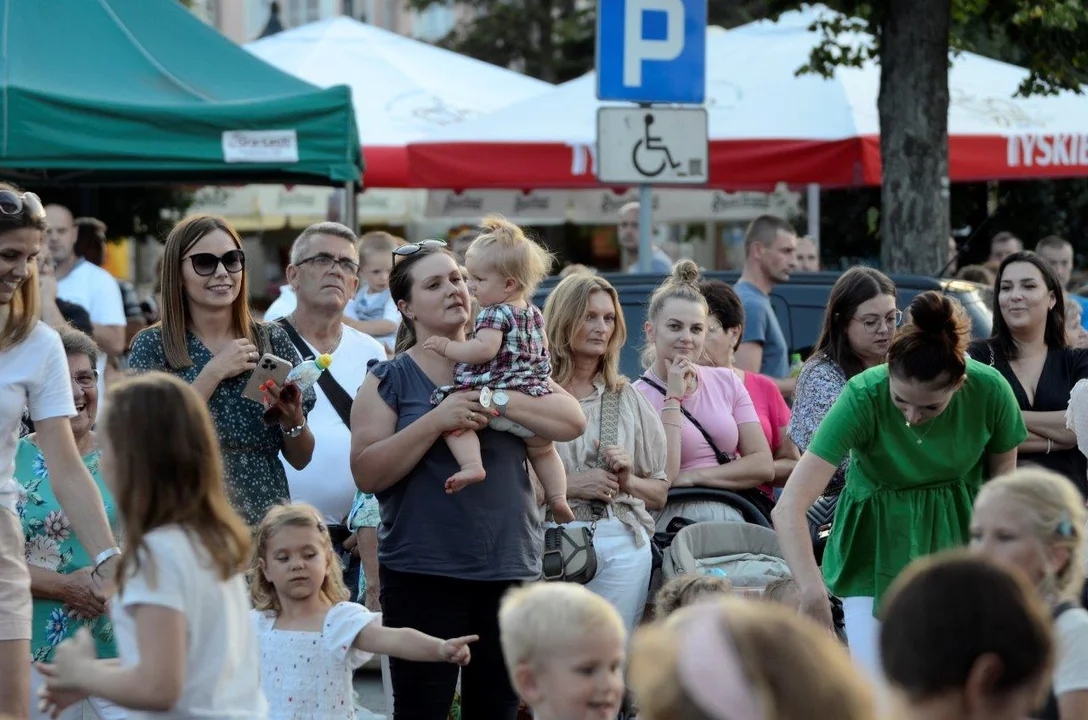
[411,0,1088,270]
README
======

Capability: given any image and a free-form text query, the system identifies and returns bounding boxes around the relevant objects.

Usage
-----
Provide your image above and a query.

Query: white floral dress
[252,602,379,719]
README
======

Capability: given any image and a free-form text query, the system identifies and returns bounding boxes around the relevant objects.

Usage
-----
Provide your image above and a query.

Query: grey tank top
[369,354,543,581]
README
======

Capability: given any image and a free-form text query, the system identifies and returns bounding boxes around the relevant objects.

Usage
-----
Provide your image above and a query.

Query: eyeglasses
[392,239,447,261]
[71,370,99,389]
[0,190,45,221]
[186,249,246,277]
[296,253,360,276]
[853,309,904,334]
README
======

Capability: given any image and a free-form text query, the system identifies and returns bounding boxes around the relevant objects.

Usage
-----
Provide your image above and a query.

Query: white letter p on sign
[623,0,685,88]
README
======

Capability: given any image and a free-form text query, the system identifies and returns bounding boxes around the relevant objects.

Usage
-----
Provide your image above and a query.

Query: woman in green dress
[772,291,1026,680]
[129,215,315,525]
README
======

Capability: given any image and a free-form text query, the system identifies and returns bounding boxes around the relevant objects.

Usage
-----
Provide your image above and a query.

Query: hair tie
[1057,510,1075,538]
[676,603,765,720]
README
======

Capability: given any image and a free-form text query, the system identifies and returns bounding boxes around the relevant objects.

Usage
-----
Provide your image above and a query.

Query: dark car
[533,271,992,380]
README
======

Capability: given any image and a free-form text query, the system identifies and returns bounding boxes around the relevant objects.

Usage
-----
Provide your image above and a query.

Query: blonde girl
[970,468,1088,719]
[37,372,264,718]
[422,216,574,523]
[629,596,876,720]
[249,503,475,720]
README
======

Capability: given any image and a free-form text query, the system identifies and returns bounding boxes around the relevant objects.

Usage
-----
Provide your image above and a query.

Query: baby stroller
[656,518,847,640]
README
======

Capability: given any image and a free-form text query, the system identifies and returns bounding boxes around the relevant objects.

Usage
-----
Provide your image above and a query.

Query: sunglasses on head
[187,249,246,277]
[392,239,447,261]
[0,190,45,221]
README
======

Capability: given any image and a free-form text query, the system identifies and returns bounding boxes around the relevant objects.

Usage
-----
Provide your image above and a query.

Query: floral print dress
[14,438,118,662]
[128,324,316,525]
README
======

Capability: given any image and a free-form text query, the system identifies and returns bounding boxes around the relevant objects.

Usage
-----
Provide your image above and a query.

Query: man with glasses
[44,205,125,402]
[272,222,386,605]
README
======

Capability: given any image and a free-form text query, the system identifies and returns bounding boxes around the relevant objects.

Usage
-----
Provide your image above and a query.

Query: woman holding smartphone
[129,215,314,525]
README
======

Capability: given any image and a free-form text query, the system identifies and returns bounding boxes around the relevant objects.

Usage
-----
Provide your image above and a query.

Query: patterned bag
[541,389,620,584]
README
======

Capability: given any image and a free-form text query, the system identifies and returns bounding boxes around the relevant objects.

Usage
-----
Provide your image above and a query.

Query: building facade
[190,0,465,44]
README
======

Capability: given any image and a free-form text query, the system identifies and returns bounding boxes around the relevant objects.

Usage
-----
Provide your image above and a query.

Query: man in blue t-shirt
[618,201,673,273]
[735,215,798,396]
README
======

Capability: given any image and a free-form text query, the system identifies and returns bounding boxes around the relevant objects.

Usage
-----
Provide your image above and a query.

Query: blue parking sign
[597,0,706,104]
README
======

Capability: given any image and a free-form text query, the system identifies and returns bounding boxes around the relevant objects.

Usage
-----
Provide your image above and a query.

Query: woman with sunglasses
[351,240,586,719]
[773,291,1026,683]
[0,182,119,718]
[128,215,315,526]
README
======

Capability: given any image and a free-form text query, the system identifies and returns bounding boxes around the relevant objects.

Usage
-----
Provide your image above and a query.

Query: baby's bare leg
[525,437,575,523]
[444,430,487,493]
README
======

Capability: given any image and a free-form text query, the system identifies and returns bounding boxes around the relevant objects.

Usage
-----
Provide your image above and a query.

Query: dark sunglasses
[187,249,246,277]
[392,239,447,261]
[0,190,45,221]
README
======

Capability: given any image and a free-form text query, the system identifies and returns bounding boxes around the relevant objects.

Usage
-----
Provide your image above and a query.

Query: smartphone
[241,354,293,404]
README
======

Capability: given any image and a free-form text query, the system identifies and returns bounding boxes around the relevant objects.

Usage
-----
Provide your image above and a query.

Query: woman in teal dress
[772,291,1026,680]
[129,215,315,525]
[16,326,124,720]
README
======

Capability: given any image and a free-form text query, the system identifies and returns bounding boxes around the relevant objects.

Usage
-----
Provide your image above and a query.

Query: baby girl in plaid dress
[425,216,575,523]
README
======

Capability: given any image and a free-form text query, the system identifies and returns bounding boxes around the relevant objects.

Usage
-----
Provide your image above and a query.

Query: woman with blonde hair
[0,183,118,718]
[129,215,315,525]
[633,260,774,528]
[543,272,675,634]
[970,468,1088,719]
[37,372,264,717]
[629,596,876,720]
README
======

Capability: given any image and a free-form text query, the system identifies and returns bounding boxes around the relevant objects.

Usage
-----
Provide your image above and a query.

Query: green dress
[128,324,316,525]
[14,438,118,662]
[808,359,1026,611]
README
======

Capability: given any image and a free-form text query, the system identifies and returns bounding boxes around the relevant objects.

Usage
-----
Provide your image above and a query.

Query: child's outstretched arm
[422,328,503,365]
[355,620,477,666]
[37,605,186,712]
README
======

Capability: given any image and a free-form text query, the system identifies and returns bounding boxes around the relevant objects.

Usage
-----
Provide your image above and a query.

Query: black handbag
[637,375,776,524]
[806,487,842,565]
[541,389,620,584]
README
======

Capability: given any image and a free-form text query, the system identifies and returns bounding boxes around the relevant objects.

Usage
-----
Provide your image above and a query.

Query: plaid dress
[432,303,552,404]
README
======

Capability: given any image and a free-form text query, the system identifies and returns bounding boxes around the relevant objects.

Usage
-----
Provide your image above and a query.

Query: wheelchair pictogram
[631,113,682,177]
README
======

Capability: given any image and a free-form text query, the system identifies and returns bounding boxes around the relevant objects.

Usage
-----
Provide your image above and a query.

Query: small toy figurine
[262,354,332,424]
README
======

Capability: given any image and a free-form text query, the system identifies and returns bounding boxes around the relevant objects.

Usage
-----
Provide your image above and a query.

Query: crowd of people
[1,175,1087,720]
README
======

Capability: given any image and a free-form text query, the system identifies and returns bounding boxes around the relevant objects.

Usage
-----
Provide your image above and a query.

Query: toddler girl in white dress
[249,503,476,719]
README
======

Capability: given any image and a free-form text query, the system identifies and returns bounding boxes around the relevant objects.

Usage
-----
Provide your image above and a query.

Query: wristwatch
[282,418,307,438]
[492,389,510,416]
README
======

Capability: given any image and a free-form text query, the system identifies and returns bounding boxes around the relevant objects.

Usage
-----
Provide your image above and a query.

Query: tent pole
[343,181,358,232]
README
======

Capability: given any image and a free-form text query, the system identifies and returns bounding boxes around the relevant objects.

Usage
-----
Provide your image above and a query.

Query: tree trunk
[878,0,951,274]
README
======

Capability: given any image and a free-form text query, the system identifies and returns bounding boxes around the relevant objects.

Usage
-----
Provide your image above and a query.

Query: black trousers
[380,566,521,720]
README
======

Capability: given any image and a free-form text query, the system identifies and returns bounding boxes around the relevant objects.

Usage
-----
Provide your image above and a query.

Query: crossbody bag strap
[275,318,354,429]
[638,375,731,463]
[587,388,623,522]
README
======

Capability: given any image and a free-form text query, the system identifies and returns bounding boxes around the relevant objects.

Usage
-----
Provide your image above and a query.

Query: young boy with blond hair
[499,583,626,720]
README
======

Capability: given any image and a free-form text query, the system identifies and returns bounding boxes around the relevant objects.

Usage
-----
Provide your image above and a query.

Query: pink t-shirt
[635,366,760,471]
[743,371,791,453]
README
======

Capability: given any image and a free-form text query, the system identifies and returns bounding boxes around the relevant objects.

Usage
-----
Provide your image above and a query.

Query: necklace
[904,419,936,445]
[288,313,343,355]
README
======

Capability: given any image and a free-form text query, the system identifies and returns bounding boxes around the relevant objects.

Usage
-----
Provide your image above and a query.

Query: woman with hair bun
[633,260,774,527]
[772,291,1027,679]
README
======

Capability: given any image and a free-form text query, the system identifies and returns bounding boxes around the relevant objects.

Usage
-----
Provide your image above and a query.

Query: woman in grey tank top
[350,243,586,720]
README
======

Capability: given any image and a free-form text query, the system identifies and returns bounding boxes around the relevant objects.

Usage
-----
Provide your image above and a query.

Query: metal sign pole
[638,183,653,273]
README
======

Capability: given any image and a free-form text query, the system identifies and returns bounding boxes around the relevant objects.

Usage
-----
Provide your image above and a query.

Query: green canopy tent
[0,0,362,187]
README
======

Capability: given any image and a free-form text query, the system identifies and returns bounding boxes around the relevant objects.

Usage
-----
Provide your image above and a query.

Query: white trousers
[547,514,652,638]
[842,596,884,683]
[30,665,126,720]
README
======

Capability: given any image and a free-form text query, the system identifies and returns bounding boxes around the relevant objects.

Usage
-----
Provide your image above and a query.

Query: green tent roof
[0,0,362,185]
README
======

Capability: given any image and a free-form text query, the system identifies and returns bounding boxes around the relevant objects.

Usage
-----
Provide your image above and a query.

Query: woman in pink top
[633,261,774,529]
[698,280,799,498]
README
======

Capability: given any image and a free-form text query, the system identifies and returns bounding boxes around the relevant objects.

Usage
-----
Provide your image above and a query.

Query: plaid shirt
[433,303,552,404]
